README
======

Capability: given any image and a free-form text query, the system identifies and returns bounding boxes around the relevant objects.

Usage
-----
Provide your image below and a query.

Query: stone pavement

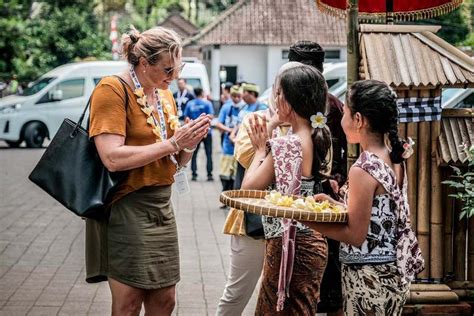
[0,139,258,316]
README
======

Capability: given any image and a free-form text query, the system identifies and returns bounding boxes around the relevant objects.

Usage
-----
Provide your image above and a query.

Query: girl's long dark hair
[348,80,406,164]
[279,65,331,180]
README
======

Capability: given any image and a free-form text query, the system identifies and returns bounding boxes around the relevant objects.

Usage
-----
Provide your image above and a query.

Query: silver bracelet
[183,146,196,153]
[169,137,180,153]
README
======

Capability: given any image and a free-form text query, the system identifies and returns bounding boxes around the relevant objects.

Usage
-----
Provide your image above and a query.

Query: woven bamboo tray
[220,190,348,223]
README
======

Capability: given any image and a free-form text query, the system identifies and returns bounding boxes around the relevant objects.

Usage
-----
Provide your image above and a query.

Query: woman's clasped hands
[173,114,212,150]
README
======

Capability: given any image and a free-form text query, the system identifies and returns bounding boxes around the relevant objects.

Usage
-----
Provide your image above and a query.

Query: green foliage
[414,7,470,45]
[442,145,474,220]
[461,33,474,48]
[0,0,237,83]
[0,1,110,82]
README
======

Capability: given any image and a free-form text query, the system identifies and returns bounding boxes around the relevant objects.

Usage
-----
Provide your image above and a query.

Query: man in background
[173,78,195,122]
[184,87,214,181]
[215,85,244,196]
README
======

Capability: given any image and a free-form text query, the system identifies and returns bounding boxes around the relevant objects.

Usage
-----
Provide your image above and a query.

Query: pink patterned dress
[255,134,328,315]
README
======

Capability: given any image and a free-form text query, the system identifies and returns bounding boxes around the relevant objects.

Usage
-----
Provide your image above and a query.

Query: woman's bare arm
[95,115,211,172]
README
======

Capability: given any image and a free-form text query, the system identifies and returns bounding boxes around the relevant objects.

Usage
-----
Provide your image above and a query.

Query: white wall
[266,46,289,90]
[203,44,346,100]
[220,45,268,91]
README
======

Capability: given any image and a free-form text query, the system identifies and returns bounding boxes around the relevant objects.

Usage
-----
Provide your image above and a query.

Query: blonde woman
[86,26,211,315]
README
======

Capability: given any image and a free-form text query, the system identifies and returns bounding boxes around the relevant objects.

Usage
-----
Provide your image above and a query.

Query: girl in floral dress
[242,63,331,315]
[304,80,424,315]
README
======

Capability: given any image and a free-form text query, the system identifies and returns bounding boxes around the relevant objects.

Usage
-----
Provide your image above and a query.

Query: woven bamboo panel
[220,190,348,223]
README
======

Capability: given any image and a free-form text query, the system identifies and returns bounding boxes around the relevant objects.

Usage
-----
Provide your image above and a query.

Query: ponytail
[312,125,332,179]
[388,121,405,164]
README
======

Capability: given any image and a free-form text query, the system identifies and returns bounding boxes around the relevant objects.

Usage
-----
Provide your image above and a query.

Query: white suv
[0,61,127,148]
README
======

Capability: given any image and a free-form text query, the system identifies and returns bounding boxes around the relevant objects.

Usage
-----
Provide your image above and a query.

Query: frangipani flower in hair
[310,112,327,129]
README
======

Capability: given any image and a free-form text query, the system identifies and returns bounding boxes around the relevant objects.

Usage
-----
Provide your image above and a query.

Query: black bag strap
[73,75,130,136]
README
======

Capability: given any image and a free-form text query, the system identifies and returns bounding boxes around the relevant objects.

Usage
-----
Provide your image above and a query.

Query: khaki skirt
[85,185,180,289]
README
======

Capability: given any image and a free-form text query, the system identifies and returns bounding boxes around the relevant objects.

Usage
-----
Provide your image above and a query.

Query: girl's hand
[313,193,341,206]
[247,113,268,153]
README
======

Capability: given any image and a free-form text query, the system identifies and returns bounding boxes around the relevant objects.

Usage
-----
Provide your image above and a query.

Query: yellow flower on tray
[292,198,306,210]
[276,196,294,207]
[264,191,342,213]
[265,190,282,204]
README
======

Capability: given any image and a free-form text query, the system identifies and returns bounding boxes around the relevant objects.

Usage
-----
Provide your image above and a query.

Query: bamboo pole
[430,119,443,280]
[447,280,474,289]
[346,0,359,169]
[407,290,459,304]
[411,283,452,291]
[454,198,467,281]
[451,289,474,299]
[468,216,474,281]
[407,122,418,232]
[444,169,454,278]
[417,119,431,279]
[399,122,407,139]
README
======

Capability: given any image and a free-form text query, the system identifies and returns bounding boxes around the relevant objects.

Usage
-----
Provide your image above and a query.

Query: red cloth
[319,0,458,13]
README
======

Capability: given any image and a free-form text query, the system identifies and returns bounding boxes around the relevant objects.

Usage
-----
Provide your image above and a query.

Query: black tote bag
[28,76,129,219]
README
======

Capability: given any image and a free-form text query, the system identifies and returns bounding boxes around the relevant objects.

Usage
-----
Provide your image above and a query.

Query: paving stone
[27,306,60,316]
[58,300,90,315]
[0,140,255,315]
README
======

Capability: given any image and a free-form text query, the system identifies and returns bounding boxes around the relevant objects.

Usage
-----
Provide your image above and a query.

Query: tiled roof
[159,13,199,39]
[359,24,474,89]
[438,109,473,165]
[185,0,346,46]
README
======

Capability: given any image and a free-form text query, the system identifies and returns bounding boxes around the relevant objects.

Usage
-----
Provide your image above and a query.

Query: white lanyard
[129,66,179,168]
[176,89,187,107]
[129,66,167,140]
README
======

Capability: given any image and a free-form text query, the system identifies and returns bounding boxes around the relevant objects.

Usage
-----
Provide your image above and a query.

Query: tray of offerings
[220,190,347,223]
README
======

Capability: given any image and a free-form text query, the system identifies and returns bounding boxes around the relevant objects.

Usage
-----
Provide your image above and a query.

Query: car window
[169,78,202,95]
[23,77,56,96]
[37,78,85,103]
[186,78,202,91]
[454,91,473,109]
[93,78,103,86]
[326,78,340,89]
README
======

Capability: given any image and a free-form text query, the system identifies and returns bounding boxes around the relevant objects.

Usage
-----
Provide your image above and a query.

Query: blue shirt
[218,103,241,155]
[237,102,267,124]
[184,98,214,134]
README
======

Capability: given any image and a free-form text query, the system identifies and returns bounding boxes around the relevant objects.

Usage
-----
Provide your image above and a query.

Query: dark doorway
[222,66,237,84]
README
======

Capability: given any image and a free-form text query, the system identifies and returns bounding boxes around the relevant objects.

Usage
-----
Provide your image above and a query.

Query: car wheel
[24,122,47,148]
[5,140,22,148]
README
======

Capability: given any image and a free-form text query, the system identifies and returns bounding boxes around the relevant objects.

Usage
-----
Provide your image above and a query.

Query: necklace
[129,66,180,166]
